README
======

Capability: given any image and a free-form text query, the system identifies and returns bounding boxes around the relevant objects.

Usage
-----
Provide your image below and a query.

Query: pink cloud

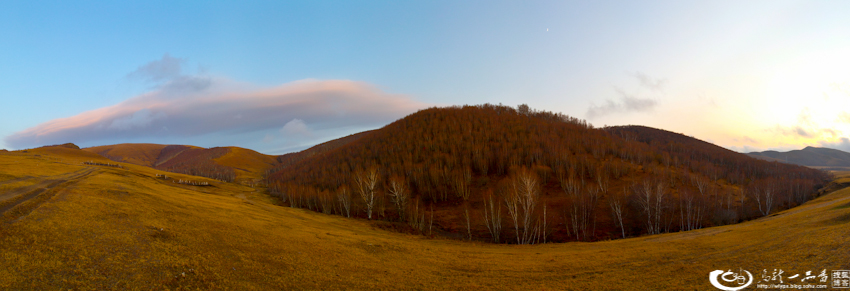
[5,78,427,148]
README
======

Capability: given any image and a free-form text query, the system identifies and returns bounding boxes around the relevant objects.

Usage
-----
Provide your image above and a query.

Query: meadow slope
[83,143,278,184]
[0,148,848,290]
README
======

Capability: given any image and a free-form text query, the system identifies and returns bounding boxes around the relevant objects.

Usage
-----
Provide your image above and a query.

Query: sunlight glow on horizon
[3,1,850,154]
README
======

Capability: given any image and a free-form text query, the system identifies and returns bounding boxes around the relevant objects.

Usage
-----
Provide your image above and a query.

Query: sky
[2,1,850,154]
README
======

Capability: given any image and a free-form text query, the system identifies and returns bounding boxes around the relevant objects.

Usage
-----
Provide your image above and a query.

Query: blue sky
[3,1,850,154]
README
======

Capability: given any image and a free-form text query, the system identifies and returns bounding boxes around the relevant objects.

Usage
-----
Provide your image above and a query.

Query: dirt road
[0,167,97,214]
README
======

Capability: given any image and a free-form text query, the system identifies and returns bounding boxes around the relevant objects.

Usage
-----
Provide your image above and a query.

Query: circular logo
[709,269,753,291]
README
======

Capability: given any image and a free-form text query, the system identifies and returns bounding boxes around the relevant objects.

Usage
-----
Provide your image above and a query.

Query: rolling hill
[748,146,850,170]
[83,143,279,183]
[0,142,847,289]
[266,104,829,243]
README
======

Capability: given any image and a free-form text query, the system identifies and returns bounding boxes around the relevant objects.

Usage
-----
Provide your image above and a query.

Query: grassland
[0,148,848,290]
[213,147,278,183]
[82,143,277,184]
[83,143,172,167]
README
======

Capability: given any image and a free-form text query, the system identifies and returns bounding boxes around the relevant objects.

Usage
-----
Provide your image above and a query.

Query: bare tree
[453,167,472,201]
[596,167,610,194]
[752,179,775,216]
[319,190,332,214]
[609,187,627,239]
[561,169,598,241]
[635,179,667,235]
[387,175,410,221]
[408,197,426,232]
[429,204,434,236]
[482,190,502,243]
[504,168,540,245]
[337,186,351,218]
[463,203,472,240]
[679,189,704,231]
[354,166,380,219]
[517,103,530,116]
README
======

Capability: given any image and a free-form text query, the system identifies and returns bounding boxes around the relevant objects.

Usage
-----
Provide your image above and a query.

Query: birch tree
[337,186,351,218]
[482,190,502,243]
[387,175,410,221]
[609,187,627,239]
[354,167,380,219]
[504,167,540,244]
[635,179,667,235]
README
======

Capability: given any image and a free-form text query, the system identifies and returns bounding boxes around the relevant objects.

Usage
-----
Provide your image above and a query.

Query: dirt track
[0,176,34,187]
[0,167,97,214]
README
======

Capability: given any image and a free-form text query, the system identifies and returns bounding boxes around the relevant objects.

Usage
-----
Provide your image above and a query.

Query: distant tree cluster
[266,104,829,244]
[156,147,236,183]
[82,161,123,168]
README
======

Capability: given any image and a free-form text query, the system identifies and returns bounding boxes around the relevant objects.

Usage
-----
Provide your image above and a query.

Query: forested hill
[265,104,828,244]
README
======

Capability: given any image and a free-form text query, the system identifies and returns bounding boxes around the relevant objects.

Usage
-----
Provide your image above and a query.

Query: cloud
[772,125,814,138]
[5,75,427,149]
[792,126,813,138]
[586,88,658,119]
[837,111,850,123]
[819,137,850,152]
[797,108,813,126]
[733,136,759,144]
[280,118,312,137]
[769,108,844,141]
[107,108,166,130]
[127,54,185,83]
[633,72,666,92]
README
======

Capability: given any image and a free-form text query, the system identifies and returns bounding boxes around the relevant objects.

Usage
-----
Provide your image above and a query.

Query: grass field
[0,148,848,290]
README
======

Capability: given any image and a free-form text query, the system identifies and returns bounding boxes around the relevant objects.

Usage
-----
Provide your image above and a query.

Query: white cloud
[280,118,311,137]
[586,88,659,119]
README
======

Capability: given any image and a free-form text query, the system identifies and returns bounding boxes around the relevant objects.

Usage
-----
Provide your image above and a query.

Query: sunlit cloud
[772,125,814,138]
[819,137,850,152]
[837,111,850,124]
[5,69,427,150]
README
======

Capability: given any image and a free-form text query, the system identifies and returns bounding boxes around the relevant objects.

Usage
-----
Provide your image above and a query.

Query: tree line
[266,104,829,244]
[156,147,236,183]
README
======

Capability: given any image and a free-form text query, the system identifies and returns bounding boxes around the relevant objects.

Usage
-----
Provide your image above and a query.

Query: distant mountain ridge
[747,146,850,168]
[83,143,280,182]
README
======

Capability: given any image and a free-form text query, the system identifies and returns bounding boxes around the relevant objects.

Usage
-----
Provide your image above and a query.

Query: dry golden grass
[83,143,172,167]
[832,171,850,184]
[0,149,848,290]
[214,147,278,182]
[83,143,275,183]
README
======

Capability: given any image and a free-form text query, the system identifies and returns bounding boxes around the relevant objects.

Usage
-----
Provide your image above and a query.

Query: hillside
[267,104,828,243]
[84,143,174,167]
[269,130,375,175]
[83,143,279,183]
[748,146,850,169]
[0,145,847,289]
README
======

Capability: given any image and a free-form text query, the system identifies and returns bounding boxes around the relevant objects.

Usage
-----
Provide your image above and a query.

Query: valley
[0,145,848,289]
